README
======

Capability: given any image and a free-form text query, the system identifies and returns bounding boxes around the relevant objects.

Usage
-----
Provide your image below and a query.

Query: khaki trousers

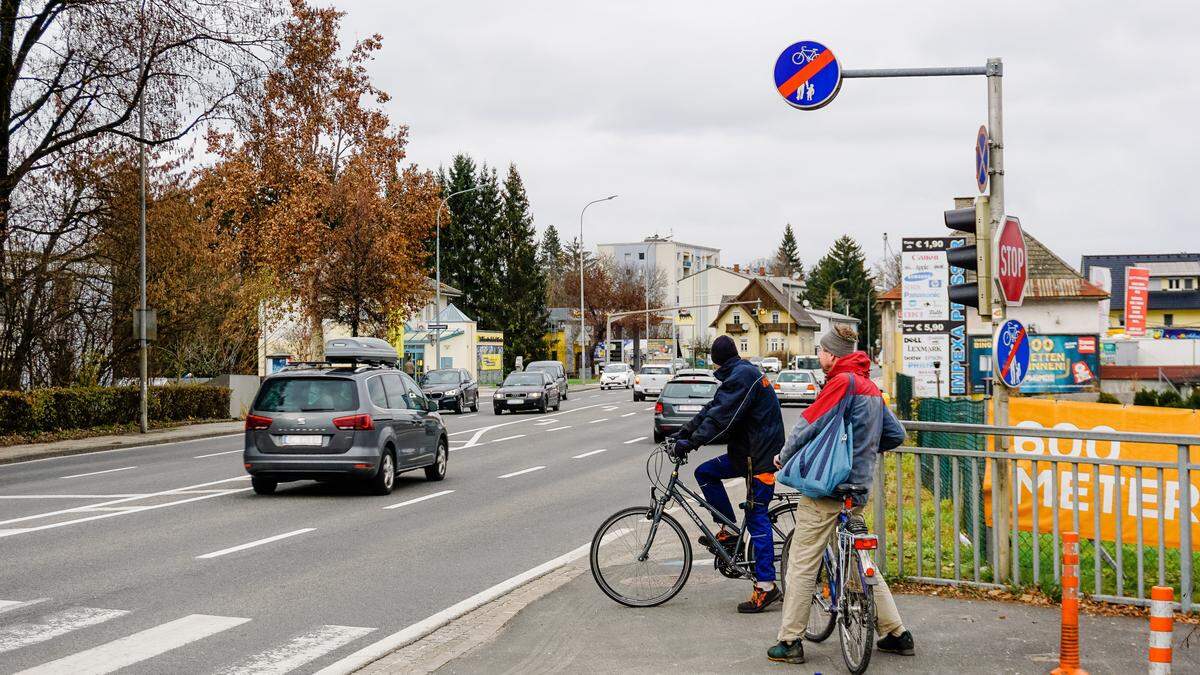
[778,495,904,642]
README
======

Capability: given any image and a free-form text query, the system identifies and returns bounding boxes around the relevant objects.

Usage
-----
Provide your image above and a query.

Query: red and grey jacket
[777,352,906,502]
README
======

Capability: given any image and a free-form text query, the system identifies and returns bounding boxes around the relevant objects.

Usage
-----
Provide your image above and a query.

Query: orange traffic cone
[1051,532,1087,675]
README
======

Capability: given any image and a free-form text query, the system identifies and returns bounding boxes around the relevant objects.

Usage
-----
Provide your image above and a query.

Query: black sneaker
[767,640,804,664]
[876,630,915,655]
[738,585,782,613]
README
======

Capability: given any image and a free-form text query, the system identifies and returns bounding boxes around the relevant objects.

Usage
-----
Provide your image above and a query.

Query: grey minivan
[243,340,448,496]
[524,360,568,399]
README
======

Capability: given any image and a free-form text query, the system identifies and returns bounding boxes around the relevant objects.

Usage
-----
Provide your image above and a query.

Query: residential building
[597,235,720,303]
[1080,253,1200,330]
[709,277,820,360]
[876,229,1109,394]
[677,265,755,355]
[545,307,584,373]
[807,308,862,353]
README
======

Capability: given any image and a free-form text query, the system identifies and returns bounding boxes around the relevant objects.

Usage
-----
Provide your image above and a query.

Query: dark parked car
[493,371,562,414]
[243,337,448,496]
[420,368,479,413]
[524,360,568,399]
[653,377,719,442]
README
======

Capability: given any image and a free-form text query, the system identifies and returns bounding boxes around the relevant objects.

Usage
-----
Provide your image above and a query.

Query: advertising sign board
[1124,266,1151,337]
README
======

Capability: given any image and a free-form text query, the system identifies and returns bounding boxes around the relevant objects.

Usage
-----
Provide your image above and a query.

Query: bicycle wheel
[796,542,835,642]
[768,501,798,588]
[590,506,692,607]
[838,570,876,675]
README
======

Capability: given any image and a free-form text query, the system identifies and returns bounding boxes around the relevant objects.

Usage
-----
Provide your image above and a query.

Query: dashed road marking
[643,406,656,411]
[541,426,571,432]
[588,418,608,424]
[623,436,648,444]
[196,528,315,560]
[218,625,376,675]
[572,449,608,459]
[498,466,546,479]
[621,413,637,418]
[383,490,454,511]
[194,449,242,459]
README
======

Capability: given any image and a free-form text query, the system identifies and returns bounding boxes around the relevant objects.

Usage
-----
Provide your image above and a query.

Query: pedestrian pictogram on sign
[994,215,1027,306]
[773,40,842,110]
[993,319,1030,388]
[975,125,989,193]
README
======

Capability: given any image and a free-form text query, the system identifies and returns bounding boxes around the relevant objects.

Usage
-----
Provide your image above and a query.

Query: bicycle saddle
[833,483,869,497]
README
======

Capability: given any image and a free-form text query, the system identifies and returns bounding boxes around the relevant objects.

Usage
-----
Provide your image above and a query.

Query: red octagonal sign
[995,215,1027,306]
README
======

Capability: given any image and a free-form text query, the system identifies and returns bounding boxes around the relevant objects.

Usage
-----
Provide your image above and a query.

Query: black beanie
[711,335,738,367]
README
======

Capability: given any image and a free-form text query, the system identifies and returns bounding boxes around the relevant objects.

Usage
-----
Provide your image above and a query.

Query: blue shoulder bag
[777,375,857,498]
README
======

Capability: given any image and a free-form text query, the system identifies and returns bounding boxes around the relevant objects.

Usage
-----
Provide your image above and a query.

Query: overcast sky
[331,1,1199,273]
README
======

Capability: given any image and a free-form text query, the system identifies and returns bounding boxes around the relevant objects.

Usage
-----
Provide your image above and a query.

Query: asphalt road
[0,387,808,674]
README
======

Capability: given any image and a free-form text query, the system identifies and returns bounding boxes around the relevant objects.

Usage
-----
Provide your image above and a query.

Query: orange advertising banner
[1124,266,1150,337]
[983,399,1200,549]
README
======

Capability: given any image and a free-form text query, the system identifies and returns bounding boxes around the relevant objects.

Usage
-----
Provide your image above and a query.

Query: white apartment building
[597,235,721,301]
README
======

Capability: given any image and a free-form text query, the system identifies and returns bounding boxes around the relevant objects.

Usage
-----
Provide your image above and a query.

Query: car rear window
[254,377,359,412]
[641,366,670,375]
[662,382,718,399]
[778,372,814,383]
[794,356,820,370]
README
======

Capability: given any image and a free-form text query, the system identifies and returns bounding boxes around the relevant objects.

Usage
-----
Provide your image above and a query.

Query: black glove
[669,438,693,459]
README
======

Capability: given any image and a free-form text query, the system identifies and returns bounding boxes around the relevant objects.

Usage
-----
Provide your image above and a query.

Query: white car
[634,364,673,401]
[761,357,782,373]
[774,369,820,406]
[600,362,634,390]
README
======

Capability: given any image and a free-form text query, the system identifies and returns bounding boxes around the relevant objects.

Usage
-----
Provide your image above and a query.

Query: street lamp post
[579,195,617,382]
[436,185,484,371]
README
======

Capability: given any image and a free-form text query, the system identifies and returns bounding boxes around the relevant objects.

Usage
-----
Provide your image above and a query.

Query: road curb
[0,424,243,466]
[318,541,595,675]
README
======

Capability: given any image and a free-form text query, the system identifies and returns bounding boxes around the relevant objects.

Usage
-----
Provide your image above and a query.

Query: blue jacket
[778,352,906,504]
[679,358,785,475]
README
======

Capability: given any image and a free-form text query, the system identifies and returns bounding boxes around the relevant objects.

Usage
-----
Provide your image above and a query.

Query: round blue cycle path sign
[975,125,989,193]
[993,318,1030,388]
[773,40,842,110]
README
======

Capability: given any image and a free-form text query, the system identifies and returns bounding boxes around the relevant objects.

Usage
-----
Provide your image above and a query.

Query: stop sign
[995,216,1027,306]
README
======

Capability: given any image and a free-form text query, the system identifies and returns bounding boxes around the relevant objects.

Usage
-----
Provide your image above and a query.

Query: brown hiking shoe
[738,585,781,613]
[697,528,736,550]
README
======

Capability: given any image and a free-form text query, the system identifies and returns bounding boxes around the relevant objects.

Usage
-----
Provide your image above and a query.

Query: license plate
[507,398,524,405]
[280,435,323,446]
[678,405,702,412]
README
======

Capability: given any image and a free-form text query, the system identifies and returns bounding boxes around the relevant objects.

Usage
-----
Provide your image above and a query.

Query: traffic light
[943,195,992,318]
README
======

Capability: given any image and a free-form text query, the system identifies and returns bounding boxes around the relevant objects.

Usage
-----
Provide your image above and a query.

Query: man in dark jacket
[673,335,786,613]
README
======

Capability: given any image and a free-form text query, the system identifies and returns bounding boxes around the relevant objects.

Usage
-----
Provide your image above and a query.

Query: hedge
[0,385,230,435]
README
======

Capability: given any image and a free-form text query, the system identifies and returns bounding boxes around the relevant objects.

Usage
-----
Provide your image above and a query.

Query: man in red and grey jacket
[767,324,914,665]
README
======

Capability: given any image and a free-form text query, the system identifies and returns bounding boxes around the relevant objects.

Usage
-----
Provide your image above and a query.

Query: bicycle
[589,439,799,608]
[779,483,880,674]
[791,45,820,65]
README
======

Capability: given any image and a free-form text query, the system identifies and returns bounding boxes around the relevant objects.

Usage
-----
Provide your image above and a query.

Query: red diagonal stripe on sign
[1000,326,1027,380]
[777,49,835,98]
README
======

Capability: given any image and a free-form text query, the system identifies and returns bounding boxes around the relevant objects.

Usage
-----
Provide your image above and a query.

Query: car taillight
[773,383,780,390]
[245,414,272,431]
[853,536,878,550]
[654,401,663,414]
[807,384,816,392]
[333,414,374,431]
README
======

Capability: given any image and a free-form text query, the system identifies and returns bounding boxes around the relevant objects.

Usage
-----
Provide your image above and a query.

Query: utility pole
[137,0,148,433]
[579,195,617,381]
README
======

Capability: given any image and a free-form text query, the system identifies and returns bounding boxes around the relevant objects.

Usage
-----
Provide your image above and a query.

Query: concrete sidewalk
[0,420,243,464]
[410,562,1197,674]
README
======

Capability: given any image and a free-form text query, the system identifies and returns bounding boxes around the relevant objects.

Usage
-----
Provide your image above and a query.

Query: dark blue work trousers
[694,454,776,583]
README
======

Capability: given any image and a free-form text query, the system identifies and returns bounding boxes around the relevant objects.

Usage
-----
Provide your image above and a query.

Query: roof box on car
[324,337,399,366]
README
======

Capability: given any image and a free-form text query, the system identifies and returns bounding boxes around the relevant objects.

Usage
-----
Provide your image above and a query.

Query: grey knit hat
[819,327,857,357]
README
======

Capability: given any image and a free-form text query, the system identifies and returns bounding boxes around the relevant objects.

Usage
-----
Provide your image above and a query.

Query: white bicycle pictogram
[1000,322,1022,348]
[791,46,820,65]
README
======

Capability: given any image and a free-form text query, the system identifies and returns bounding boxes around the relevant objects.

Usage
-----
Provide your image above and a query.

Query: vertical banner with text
[1124,266,1150,337]
[901,237,967,397]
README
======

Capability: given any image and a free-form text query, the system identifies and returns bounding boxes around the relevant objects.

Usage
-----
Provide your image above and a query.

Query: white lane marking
[0,475,249,528]
[0,598,48,616]
[541,426,571,432]
[457,414,477,419]
[447,403,607,436]
[194,449,242,459]
[383,490,455,510]
[313,528,631,675]
[498,466,545,479]
[588,418,608,424]
[623,436,648,444]
[0,487,253,539]
[0,494,150,500]
[17,613,251,675]
[59,466,136,480]
[643,406,655,411]
[0,433,243,469]
[602,406,619,411]
[0,607,129,655]
[197,528,316,559]
[219,625,376,675]
[534,419,556,426]
[488,434,526,444]
[621,413,637,418]
[588,395,600,399]
[572,449,608,459]
[0,476,249,527]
